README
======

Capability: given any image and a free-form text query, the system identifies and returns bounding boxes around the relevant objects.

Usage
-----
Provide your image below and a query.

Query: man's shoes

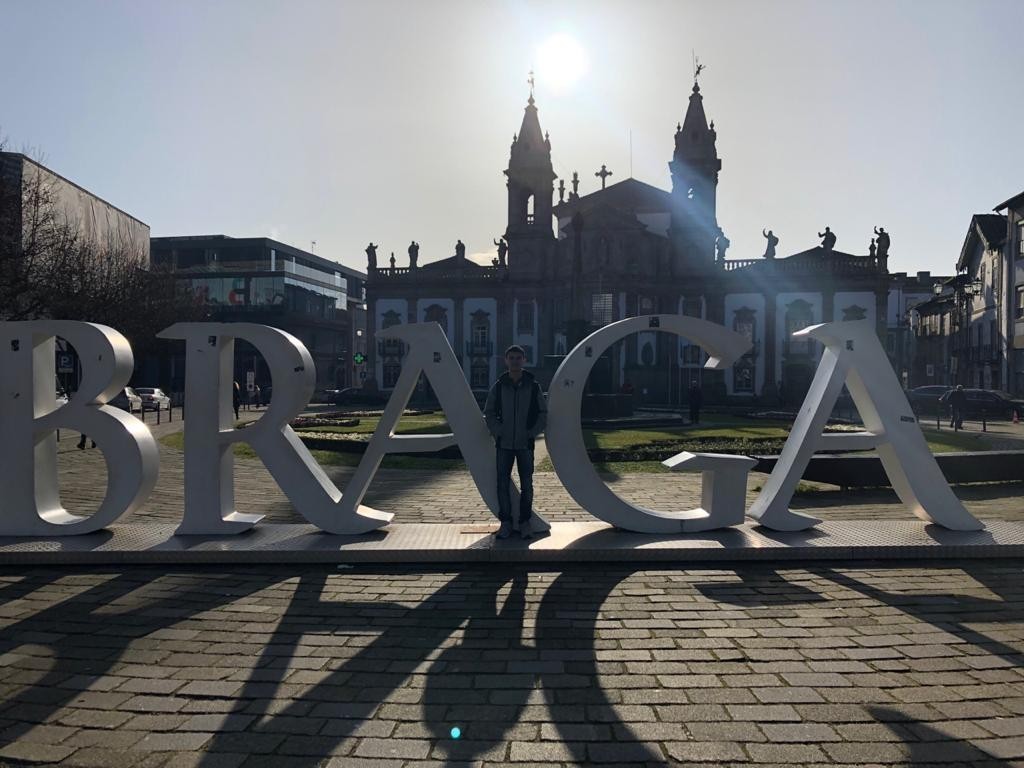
[519,519,534,540]
[496,521,513,539]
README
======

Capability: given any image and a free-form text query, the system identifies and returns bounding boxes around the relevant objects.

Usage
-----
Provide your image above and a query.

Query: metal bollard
[157,404,161,425]
[982,409,986,432]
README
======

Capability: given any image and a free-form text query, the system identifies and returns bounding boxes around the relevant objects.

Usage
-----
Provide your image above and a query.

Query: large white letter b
[0,321,159,535]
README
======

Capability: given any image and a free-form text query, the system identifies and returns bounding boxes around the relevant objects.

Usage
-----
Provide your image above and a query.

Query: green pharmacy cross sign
[353,352,366,365]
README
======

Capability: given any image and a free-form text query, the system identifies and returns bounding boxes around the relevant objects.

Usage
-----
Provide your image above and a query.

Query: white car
[135,387,171,411]
[111,387,143,413]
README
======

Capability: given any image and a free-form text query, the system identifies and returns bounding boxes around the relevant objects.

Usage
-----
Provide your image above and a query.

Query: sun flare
[536,34,589,92]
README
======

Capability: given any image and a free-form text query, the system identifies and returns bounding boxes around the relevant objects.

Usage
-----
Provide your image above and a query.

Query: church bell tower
[504,82,557,248]
[669,81,721,272]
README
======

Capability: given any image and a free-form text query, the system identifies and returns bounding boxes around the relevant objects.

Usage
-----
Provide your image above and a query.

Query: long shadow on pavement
[198,566,667,767]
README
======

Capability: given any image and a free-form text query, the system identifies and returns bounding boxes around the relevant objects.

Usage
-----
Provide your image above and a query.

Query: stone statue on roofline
[762,229,779,259]
[715,229,730,261]
[408,241,419,268]
[365,242,378,269]
[873,226,890,259]
[818,227,836,252]
[493,237,508,267]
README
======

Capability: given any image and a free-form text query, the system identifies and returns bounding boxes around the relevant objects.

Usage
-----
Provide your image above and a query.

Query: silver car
[135,387,171,411]
[110,387,143,413]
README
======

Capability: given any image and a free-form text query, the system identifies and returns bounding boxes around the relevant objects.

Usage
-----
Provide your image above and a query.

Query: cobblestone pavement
[7,417,1022,765]
[1,563,1024,767]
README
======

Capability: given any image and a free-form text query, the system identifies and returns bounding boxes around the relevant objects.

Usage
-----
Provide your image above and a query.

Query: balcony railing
[722,254,881,275]
[371,265,508,281]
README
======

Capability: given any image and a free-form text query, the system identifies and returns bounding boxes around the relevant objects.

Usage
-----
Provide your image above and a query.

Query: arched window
[733,308,756,394]
[423,304,448,336]
[784,299,814,355]
[641,341,655,366]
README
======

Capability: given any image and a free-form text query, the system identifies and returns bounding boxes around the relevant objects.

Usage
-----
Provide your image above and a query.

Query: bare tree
[1,141,207,347]
[0,140,76,320]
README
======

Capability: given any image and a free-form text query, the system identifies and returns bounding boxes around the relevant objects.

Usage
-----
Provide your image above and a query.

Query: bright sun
[536,34,589,92]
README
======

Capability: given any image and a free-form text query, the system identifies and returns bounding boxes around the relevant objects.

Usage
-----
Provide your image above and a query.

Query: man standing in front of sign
[484,345,547,540]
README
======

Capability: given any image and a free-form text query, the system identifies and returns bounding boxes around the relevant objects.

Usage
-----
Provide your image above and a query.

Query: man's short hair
[504,345,526,358]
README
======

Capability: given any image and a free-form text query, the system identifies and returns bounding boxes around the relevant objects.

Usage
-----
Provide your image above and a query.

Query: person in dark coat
[484,345,547,540]
[688,382,703,425]
[946,385,967,429]
[233,381,241,420]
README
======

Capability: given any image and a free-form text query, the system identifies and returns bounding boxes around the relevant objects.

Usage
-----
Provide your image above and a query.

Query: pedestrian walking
[233,381,241,420]
[946,384,966,430]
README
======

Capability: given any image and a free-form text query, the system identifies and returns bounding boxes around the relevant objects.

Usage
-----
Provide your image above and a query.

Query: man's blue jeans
[496,447,534,524]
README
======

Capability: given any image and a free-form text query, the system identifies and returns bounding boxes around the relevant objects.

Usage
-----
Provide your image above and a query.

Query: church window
[383,363,401,388]
[784,300,814,355]
[734,364,754,393]
[682,344,702,365]
[641,342,655,366]
[639,296,655,315]
[526,194,535,225]
[423,304,448,335]
[591,293,613,325]
[732,308,756,394]
[516,301,534,332]
[841,305,867,321]
[470,364,489,389]
[554,333,566,356]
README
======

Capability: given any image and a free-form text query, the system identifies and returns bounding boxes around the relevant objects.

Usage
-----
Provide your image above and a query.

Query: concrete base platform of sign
[2,520,1024,565]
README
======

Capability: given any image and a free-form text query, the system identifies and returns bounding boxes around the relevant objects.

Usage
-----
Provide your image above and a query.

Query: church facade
[365,82,896,406]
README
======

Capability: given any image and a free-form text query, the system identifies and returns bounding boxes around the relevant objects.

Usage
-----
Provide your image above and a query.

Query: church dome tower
[669,81,722,272]
[504,85,557,241]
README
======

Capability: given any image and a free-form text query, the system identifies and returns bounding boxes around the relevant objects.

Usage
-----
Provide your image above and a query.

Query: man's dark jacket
[483,371,547,450]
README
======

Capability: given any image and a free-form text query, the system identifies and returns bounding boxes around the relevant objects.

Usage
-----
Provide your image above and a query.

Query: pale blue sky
[2,0,1022,275]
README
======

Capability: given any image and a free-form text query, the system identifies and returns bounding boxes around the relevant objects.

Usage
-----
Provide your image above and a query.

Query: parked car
[135,387,171,411]
[907,385,950,414]
[939,388,1024,420]
[110,386,143,413]
[331,387,387,407]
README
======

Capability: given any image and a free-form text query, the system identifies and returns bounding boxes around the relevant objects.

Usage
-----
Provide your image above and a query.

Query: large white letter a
[748,320,981,532]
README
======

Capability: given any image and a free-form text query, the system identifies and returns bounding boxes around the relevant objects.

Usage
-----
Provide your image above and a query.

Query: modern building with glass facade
[151,235,367,394]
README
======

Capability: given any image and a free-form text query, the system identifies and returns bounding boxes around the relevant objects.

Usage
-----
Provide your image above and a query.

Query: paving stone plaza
[2,417,1024,766]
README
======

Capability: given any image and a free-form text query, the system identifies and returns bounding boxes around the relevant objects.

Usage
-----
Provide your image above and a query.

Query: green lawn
[159,429,466,471]
[160,413,995,476]
[294,413,451,436]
